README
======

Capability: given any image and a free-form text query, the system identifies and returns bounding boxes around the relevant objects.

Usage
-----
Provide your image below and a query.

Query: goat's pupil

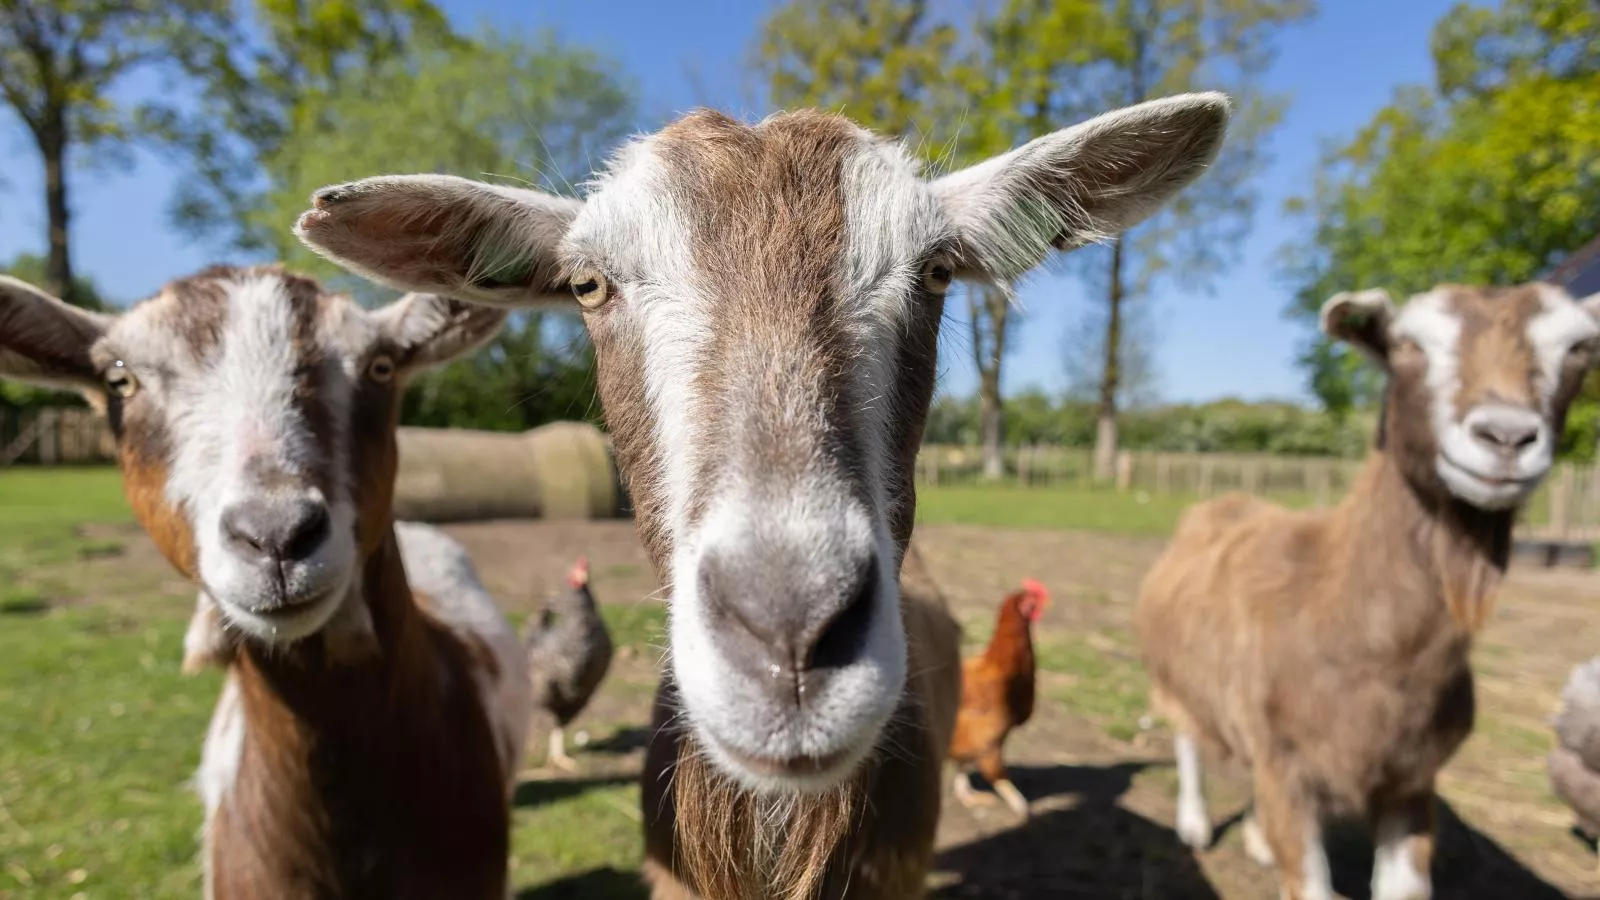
[575,280,598,295]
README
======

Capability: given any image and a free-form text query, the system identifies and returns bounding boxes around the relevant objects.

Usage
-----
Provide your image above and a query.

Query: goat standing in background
[1137,283,1600,900]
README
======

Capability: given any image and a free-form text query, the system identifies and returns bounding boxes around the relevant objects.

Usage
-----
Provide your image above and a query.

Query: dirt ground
[58,518,1600,898]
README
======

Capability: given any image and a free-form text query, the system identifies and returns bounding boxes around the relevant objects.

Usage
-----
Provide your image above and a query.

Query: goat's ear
[375,293,508,374]
[930,92,1230,282]
[1320,288,1395,367]
[294,175,582,309]
[0,275,112,397]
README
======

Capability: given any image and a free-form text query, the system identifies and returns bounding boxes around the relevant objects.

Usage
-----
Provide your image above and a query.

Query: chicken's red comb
[568,556,589,589]
[1020,578,1049,605]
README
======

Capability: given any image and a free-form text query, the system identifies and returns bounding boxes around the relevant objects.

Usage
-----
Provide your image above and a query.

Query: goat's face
[1324,283,1600,509]
[0,267,503,647]
[294,95,1229,791]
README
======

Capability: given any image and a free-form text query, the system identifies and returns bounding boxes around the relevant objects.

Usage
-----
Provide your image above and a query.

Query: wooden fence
[0,408,116,466]
[6,410,1598,542]
[915,444,1600,542]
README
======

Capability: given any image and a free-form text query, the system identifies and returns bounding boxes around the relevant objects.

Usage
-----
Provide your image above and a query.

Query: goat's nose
[1467,410,1542,457]
[221,497,331,564]
[697,547,878,697]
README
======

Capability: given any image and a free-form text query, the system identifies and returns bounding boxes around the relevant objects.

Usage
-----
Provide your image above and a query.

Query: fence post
[38,408,59,465]
[1155,454,1170,496]
[1115,450,1133,492]
[1018,443,1032,486]
[1552,463,1576,540]
[1242,457,1261,495]
[1312,461,1330,508]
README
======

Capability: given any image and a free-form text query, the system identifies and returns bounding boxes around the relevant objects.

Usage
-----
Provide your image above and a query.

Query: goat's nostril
[807,556,877,671]
[1471,419,1540,453]
[220,497,331,563]
[283,502,331,562]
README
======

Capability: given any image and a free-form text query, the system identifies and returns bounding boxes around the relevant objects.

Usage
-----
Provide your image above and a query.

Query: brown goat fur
[1136,282,1600,900]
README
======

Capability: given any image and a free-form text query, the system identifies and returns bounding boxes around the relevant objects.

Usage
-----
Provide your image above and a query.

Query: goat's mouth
[698,728,869,794]
[1437,453,1543,508]
[213,580,349,644]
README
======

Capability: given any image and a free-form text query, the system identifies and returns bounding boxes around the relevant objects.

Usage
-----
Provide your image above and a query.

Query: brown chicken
[949,578,1049,818]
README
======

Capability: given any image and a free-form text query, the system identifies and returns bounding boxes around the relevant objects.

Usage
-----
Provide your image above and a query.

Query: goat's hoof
[1242,816,1274,866]
[1176,809,1213,850]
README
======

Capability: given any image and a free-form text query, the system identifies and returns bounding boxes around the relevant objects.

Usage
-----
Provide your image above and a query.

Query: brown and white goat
[0,266,532,898]
[295,94,1230,898]
[1136,283,1600,900]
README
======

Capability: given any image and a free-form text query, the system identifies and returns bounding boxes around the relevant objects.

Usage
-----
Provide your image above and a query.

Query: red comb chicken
[524,556,613,771]
[948,578,1050,818]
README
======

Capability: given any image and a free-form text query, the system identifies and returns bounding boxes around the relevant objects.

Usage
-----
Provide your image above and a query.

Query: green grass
[0,467,130,529]
[1036,630,1150,743]
[916,485,1196,535]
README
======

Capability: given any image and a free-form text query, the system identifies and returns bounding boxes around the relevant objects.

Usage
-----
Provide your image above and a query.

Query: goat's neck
[1336,450,1512,636]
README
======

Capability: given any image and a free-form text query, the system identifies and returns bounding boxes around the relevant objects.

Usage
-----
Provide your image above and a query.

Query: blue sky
[0,0,1461,404]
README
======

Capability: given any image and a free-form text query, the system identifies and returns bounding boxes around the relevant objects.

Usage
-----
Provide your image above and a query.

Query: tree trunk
[969,286,1010,480]
[38,114,75,305]
[1093,237,1125,482]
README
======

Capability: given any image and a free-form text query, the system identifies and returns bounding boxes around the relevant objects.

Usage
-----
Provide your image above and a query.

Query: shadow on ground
[517,866,647,899]
[933,761,1223,899]
[1319,798,1568,900]
[586,726,653,755]
[513,773,635,808]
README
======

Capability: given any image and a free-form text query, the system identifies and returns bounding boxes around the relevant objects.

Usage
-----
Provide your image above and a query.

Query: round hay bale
[393,422,624,522]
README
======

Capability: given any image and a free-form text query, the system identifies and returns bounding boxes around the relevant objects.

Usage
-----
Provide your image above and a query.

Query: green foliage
[173,0,456,249]
[753,0,959,141]
[253,28,632,269]
[929,392,1372,457]
[1287,0,1600,432]
[0,1,236,158]
[402,314,601,432]
[245,28,632,433]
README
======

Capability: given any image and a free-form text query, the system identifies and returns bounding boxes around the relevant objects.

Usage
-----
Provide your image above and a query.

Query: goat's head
[1323,283,1600,510]
[0,266,504,648]
[294,95,1229,791]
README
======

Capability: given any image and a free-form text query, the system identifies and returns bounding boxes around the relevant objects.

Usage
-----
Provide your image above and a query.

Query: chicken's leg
[978,750,1029,819]
[952,770,994,808]
[548,726,578,772]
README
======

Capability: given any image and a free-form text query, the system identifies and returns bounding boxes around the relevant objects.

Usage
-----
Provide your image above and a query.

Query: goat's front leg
[1254,764,1331,900]
[1371,791,1435,900]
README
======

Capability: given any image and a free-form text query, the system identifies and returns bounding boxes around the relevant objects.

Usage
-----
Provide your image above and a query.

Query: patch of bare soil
[58,519,1600,898]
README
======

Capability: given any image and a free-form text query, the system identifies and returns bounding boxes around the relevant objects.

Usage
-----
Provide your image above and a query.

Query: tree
[257,29,634,432]
[0,0,238,302]
[1063,291,1162,410]
[1031,0,1313,481]
[172,0,454,250]
[1285,0,1600,422]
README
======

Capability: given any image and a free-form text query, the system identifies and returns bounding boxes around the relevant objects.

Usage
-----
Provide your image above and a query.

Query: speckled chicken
[1552,656,1600,866]
[524,557,613,771]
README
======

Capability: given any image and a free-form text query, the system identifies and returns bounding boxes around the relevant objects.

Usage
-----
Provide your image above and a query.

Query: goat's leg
[1254,766,1331,900]
[1371,791,1435,900]
[1241,803,1275,866]
[977,748,1028,819]
[1174,733,1213,849]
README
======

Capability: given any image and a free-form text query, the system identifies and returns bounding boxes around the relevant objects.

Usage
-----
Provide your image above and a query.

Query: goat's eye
[570,268,610,310]
[921,256,955,295]
[105,361,139,399]
[367,355,397,384]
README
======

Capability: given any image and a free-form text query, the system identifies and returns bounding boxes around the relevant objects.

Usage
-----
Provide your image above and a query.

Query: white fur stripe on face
[1390,290,1463,437]
[569,138,708,540]
[1528,284,1600,411]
